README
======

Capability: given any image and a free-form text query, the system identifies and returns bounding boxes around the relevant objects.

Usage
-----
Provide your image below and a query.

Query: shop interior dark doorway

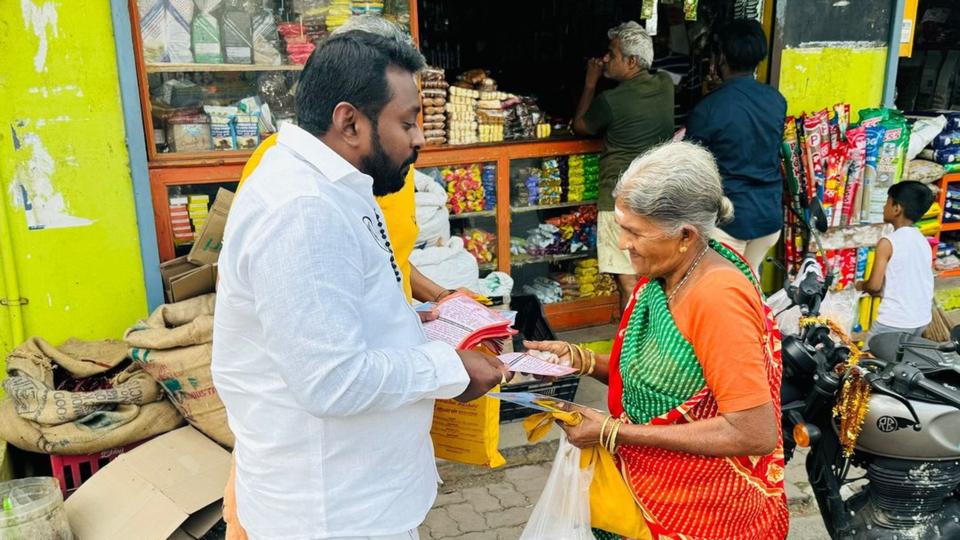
[416,0,756,128]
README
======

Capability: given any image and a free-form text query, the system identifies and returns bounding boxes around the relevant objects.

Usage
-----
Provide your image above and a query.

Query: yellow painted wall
[0,2,148,361]
[778,46,889,118]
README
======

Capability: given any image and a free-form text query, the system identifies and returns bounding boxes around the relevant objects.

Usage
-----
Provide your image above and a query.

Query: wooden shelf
[146,63,305,73]
[942,222,960,232]
[543,294,620,332]
[938,268,960,278]
[449,210,496,219]
[511,201,597,213]
[416,138,602,167]
[511,251,595,266]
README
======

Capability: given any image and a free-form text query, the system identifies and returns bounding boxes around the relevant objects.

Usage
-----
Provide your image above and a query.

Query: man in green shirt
[573,21,675,310]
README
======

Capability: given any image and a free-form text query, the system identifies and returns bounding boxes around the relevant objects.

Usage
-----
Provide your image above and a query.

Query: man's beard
[363,129,417,197]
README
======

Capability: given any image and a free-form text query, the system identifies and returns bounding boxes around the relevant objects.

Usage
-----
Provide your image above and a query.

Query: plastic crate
[49,439,149,498]
[499,375,581,422]
[500,295,579,422]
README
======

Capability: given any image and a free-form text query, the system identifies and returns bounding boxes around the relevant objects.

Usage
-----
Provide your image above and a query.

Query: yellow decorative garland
[799,316,871,457]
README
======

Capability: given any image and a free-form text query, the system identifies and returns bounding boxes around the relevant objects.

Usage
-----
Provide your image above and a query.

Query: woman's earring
[679,245,688,254]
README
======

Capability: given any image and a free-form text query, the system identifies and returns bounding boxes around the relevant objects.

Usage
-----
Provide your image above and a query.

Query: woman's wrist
[434,288,454,302]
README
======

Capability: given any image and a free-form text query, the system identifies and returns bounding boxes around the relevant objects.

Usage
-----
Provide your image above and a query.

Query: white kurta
[212,124,470,539]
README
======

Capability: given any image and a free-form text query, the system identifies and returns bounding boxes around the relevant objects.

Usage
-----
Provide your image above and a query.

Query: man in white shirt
[211,31,507,540]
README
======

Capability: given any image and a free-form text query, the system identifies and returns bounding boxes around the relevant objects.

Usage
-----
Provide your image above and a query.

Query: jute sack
[124,293,233,448]
[0,337,184,455]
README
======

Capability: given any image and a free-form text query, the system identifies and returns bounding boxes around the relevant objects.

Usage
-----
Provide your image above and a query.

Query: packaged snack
[860,125,886,223]
[140,0,194,63]
[192,0,223,64]
[252,9,282,65]
[221,9,253,64]
[205,105,238,151]
[234,114,260,150]
[932,131,960,150]
[167,113,212,153]
[842,126,866,225]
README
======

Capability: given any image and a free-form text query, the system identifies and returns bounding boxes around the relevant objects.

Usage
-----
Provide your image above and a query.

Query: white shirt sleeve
[244,195,470,418]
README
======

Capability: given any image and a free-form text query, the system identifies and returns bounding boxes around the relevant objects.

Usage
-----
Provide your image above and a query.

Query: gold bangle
[608,420,623,454]
[587,349,596,376]
[599,415,612,448]
[564,342,580,372]
[574,345,587,376]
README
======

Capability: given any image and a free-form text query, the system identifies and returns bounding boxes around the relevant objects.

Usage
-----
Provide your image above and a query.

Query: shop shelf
[449,210,496,219]
[510,251,596,266]
[543,294,620,332]
[937,268,960,278]
[941,222,960,232]
[511,200,598,213]
[146,62,305,73]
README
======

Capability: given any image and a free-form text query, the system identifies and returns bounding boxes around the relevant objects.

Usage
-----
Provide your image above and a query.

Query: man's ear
[331,102,363,147]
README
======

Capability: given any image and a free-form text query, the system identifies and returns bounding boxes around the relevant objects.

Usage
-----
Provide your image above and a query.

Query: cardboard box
[65,426,230,540]
[160,256,218,303]
[188,188,234,266]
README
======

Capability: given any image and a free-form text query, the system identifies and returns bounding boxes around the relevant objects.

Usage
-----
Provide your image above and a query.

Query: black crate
[499,295,580,422]
[508,294,556,351]
[498,376,581,422]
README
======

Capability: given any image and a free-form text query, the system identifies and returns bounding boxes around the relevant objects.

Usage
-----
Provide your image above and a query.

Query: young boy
[856,181,935,346]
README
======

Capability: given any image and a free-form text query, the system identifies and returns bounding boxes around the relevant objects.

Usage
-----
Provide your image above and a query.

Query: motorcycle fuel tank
[855,395,960,460]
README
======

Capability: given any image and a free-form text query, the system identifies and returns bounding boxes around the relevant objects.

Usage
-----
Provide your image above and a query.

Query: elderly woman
[527,142,788,539]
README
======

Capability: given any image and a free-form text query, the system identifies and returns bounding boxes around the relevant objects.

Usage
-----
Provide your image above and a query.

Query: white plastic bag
[472,271,514,297]
[772,288,860,336]
[409,237,478,290]
[520,434,596,540]
[907,115,947,161]
[414,169,451,247]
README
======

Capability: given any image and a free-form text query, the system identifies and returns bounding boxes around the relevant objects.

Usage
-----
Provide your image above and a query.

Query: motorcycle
[778,204,960,539]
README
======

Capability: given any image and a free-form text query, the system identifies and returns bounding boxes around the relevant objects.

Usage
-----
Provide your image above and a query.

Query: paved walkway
[420,441,826,540]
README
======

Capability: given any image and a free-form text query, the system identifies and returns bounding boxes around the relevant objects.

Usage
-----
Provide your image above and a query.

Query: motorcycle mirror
[809,199,828,233]
[950,325,960,350]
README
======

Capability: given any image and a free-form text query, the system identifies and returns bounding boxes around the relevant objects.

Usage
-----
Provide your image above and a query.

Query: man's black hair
[296,30,425,136]
[888,181,934,222]
[716,19,768,72]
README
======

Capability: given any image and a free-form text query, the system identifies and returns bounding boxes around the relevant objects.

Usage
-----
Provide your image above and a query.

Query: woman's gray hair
[612,141,735,238]
[329,15,425,68]
[607,21,654,71]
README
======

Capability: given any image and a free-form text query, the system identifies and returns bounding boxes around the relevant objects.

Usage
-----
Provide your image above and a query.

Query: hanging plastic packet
[842,126,867,225]
[858,107,887,128]
[684,0,698,20]
[802,114,827,200]
[860,125,886,223]
[835,103,850,140]
[877,117,910,189]
[827,109,841,151]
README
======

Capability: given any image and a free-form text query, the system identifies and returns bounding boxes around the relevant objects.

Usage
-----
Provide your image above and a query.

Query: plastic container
[50,438,150,498]
[501,295,579,422]
[0,477,73,540]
